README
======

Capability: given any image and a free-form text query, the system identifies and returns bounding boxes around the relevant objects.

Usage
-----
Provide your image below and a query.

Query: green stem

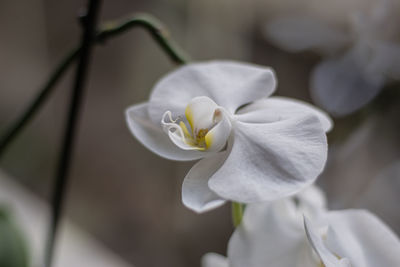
[0,13,189,159]
[231,202,244,227]
[96,13,189,64]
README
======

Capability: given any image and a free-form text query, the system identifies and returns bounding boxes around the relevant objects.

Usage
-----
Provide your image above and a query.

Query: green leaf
[0,208,29,267]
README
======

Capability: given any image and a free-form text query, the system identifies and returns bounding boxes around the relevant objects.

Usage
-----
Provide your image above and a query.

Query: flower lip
[161,96,232,152]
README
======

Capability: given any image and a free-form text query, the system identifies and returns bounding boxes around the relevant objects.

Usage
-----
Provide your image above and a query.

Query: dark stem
[44,0,102,266]
[0,13,188,160]
[96,13,189,64]
[0,48,79,159]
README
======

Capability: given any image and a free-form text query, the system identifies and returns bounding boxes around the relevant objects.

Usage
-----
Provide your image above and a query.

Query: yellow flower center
[161,96,231,152]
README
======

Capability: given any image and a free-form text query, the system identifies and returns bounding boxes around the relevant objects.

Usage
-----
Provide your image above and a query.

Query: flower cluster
[203,186,400,267]
[125,60,400,266]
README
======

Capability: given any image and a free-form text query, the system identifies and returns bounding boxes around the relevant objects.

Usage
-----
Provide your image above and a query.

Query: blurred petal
[324,210,400,267]
[265,16,349,55]
[148,61,276,123]
[350,0,397,40]
[202,253,228,267]
[125,103,205,161]
[236,96,333,132]
[228,200,317,267]
[209,115,327,203]
[297,185,327,217]
[304,217,351,267]
[182,152,227,213]
[310,47,385,116]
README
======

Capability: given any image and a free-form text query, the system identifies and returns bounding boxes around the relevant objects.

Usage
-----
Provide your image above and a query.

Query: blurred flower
[265,0,400,116]
[202,186,400,267]
[126,61,332,212]
[0,208,29,267]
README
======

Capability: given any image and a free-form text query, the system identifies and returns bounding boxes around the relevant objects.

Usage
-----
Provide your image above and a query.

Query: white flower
[203,186,400,267]
[265,0,400,116]
[125,61,332,212]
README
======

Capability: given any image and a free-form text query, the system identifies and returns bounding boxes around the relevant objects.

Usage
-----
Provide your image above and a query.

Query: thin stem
[0,13,188,160]
[44,0,102,266]
[231,202,244,227]
[96,13,189,64]
[0,48,79,159]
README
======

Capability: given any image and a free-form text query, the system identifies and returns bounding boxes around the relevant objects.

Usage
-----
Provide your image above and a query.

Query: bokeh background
[0,0,399,266]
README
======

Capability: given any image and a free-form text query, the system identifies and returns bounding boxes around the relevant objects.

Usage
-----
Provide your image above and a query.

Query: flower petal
[236,96,333,132]
[148,61,276,123]
[202,253,228,267]
[185,96,219,132]
[208,115,327,203]
[125,103,205,161]
[296,185,327,218]
[310,46,385,117]
[324,210,400,267]
[303,217,351,267]
[265,16,349,55]
[182,152,227,213]
[228,200,317,267]
[205,109,232,152]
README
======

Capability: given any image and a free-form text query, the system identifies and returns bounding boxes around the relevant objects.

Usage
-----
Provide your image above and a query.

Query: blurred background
[0,0,399,266]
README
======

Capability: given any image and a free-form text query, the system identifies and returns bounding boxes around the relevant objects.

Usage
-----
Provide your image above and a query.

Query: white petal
[208,115,327,203]
[182,152,227,213]
[125,103,204,161]
[296,185,327,217]
[303,217,351,267]
[265,16,349,55]
[310,47,385,117]
[324,210,400,267]
[236,96,333,132]
[202,253,228,267]
[228,200,317,267]
[148,61,277,124]
[205,109,232,152]
[185,96,219,131]
[166,129,199,151]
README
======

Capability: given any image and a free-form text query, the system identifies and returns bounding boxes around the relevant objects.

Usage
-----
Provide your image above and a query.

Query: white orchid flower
[265,0,400,116]
[125,61,332,213]
[203,186,400,267]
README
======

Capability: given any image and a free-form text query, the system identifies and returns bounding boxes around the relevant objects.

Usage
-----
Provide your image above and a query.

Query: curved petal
[205,109,232,152]
[208,115,328,203]
[125,103,205,161]
[228,200,317,267]
[185,96,219,131]
[148,61,277,124]
[236,96,333,132]
[265,16,349,55]
[202,253,228,267]
[310,47,385,117]
[324,210,400,267]
[182,152,227,213]
[303,217,351,267]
